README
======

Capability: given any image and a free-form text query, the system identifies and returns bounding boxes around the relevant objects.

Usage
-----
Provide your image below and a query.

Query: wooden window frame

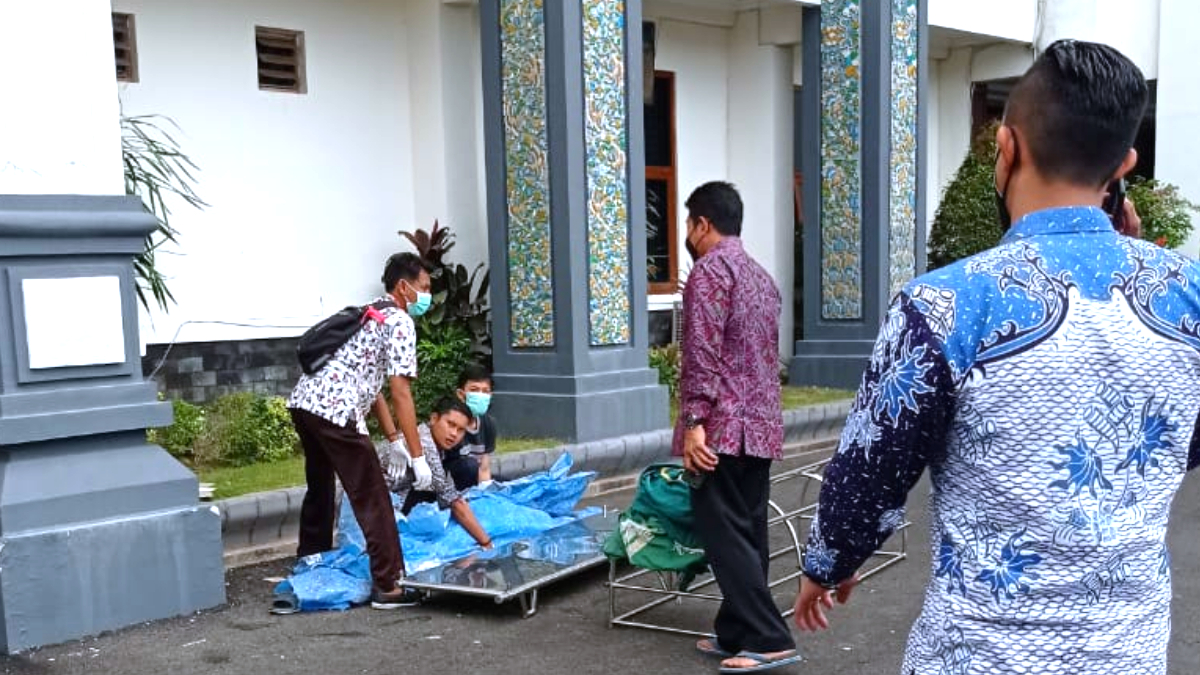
[255,26,307,94]
[646,71,678,296]
[113,13,139,83]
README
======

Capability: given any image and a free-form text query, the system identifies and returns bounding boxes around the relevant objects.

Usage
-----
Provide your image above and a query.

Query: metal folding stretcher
[606,454,910,637]
[400,509,619,618]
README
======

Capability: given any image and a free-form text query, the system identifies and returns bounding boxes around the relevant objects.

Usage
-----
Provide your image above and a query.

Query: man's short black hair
[457,362,493,389]
[382,252,429,293]
[431,395,472,420]
[1005,39,1148,187]
[684,181,743,237]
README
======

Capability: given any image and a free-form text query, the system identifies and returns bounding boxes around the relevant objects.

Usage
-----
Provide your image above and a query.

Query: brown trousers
[290,408,403,588]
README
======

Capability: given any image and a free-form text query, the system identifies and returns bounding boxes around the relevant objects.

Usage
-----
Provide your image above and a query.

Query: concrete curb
[214,399,852,566]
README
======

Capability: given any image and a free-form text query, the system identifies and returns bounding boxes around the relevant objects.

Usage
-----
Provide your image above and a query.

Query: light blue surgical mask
[464,392,492,416]
[404,281,432,317]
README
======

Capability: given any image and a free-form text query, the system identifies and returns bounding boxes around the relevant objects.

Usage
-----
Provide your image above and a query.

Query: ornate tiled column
[480,0,668,442]
[789,0,928,388]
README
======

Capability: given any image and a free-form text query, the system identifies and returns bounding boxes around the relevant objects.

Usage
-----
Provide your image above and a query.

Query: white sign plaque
[23,276,126,369]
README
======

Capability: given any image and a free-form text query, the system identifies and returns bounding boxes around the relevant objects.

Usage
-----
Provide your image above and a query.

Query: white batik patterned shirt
[287,296,417,435]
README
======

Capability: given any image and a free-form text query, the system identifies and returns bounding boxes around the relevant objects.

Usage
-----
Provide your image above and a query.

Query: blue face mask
[405,281,432,317]
[464,392,492,416]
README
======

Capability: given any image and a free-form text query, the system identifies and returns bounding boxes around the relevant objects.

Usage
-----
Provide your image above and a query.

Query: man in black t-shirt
[442,364,499,490]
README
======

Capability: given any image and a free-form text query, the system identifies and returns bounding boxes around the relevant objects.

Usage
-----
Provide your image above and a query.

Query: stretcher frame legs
[606,456,909,637]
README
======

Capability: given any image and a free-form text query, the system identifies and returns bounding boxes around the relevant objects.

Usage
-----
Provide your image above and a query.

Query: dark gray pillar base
[788,339,873,390]
[0,435,225,653]
[0,505,224,653]
[492,367,669,443]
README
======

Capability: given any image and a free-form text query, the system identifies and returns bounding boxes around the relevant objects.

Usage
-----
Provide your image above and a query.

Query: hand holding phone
[1104,179,1127,232]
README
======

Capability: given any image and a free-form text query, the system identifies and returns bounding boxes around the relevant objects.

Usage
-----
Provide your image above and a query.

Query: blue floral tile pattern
[888,0,919,298]
[501,0,555,348]
[820,0,863,320]
[582,0,632,346]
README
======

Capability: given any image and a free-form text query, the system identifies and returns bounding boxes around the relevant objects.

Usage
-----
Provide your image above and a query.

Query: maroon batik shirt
[672,237,783,460]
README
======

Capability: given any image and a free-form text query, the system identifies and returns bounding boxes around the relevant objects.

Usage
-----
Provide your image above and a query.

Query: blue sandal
[718,650,801,673]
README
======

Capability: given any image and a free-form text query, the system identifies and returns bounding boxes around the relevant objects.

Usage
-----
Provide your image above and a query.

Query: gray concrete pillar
[0,196,225,652]
[790,0,929,388]
[480,0,668,442]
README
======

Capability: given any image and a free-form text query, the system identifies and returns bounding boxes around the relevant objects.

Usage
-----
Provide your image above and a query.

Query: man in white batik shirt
[793,40,1200,675]
[287,252,435,610]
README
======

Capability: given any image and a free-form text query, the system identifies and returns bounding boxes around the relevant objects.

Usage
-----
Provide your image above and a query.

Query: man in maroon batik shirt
[674,182,798,672]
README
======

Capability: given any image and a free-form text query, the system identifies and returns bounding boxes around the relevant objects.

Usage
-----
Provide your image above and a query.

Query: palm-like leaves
[399,219,456,268]
[122,114,208,311]
[399,221,491,359]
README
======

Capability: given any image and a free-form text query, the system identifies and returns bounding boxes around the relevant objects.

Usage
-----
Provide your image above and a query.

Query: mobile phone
[1104,178,1127,232]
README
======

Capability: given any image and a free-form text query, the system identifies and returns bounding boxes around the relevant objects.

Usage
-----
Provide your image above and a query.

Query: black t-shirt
[444,413,497,464]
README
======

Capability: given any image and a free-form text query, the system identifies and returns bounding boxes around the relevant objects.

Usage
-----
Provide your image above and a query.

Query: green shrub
[929,122,1199,266]
[1127,177,1199,249]
[649,344,681,400]
[148,398,206,462]
[413,322,473,419]
[928,122,1002,269]
[192,393,300,467]
[399,220,492,364]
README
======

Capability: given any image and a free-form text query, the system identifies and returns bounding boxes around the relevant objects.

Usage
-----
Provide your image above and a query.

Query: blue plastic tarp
[273,452,597,612]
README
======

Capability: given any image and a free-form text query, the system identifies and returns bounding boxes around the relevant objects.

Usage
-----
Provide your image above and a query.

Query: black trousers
[401,489,436,515]
[290,408,403,589]
[691,454,795,654]
[442,455,480,491]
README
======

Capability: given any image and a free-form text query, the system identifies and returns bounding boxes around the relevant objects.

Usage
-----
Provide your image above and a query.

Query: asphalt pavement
[5,448,1200,675]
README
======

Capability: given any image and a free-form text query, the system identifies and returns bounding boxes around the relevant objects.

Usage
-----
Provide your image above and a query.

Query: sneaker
[369,583,424,610]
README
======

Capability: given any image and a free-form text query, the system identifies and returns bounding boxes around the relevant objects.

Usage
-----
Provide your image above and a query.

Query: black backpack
[296,299,397,375]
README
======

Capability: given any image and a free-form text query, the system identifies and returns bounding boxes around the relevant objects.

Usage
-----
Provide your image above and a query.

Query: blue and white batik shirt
[804,206,1200,675]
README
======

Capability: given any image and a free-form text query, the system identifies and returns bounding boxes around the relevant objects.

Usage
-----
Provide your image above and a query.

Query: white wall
[929,0,1037,42]
[648,9,798,357]
[926,52,941,234]
[1157,0,1200,255]
[115,0,418,345]
[925,39,1031,231]
[0,0,123,195]
[928,47,974,226]
[727,10,795,357]
[405,1,488,274]
[439,5,488,276]
[1037,0,1159,78]
[648,15,730,304]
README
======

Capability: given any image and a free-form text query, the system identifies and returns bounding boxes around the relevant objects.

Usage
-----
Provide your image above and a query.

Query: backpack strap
[361,298,399,325]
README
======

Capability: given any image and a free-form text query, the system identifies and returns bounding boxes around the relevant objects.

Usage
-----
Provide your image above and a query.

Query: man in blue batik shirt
[794,40,1200,675]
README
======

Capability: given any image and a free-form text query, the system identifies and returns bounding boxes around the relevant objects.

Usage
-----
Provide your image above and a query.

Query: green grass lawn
[197,437,561,499]
[669,385,852,424]
[496,437,563,454]
[781,385,854,409]
[196,386,852,499]
[197,456,306,500]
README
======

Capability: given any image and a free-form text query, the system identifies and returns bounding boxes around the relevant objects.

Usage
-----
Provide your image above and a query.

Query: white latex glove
[383,440,411,487]
[411,454,433,491]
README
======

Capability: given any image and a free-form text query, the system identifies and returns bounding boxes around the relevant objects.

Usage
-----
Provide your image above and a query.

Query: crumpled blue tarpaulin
[273,452,597,612]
